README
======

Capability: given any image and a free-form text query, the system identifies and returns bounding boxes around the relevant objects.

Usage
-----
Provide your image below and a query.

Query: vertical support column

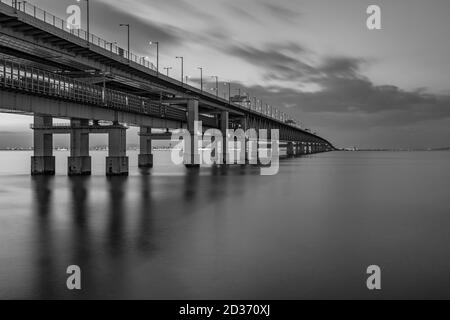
[287,141,295,157]
[31,115,55,175]
[68,119,91,176]
[238,117,249,165]
[185,99,200,168]
[106,123,129,176]
[220,111,229,165]
[138,127,153,168]
[248,118,258,165]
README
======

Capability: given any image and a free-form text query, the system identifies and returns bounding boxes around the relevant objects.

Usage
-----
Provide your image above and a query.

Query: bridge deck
[0,57,217,127]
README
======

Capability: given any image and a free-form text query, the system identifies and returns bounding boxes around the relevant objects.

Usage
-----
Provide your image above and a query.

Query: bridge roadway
[0,0,334,175]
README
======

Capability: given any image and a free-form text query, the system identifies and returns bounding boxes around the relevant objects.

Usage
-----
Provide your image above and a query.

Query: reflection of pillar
[184,99,200,168]
[287,141,295,157]
[220,111,229,164]
[68,119,91,176]
[31,115,55,175]
[106,124,128,176]
[138,127,153,168]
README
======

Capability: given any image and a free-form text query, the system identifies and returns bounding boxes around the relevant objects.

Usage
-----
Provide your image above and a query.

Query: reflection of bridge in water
[0,0,334,175]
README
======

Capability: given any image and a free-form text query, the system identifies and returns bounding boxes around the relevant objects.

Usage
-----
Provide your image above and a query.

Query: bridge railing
[0,0,157,71]
[0,58,205,124]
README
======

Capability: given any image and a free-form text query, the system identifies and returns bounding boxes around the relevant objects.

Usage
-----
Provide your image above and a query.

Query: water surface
[0,151,450,299]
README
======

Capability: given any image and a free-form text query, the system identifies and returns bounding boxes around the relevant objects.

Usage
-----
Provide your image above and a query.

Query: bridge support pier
[220,111,229,165]
[68,119,91,176]
[184,99,200,168]
[106,124,128,176]
[287,142,295,157]
[31,115,55,175]
[138,127,153,168]
[295,142,302,156]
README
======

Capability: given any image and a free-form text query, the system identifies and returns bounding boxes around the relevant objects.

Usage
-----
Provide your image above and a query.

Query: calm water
[0,150,450,299]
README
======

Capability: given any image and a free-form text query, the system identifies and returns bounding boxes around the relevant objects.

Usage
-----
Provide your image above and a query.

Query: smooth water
[0,151,450,299]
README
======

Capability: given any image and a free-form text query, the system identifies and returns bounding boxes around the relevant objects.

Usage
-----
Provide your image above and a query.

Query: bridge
[0,0,334,175]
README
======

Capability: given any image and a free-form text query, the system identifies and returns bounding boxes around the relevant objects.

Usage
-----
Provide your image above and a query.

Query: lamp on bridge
[211,76,219,97]
[77,0,90,42]
[197,67,203,91]
[223,82,231,103]
[164,67,172,77]
[175,56,184,84]
[149,41,159,75]
[119,24,130,61]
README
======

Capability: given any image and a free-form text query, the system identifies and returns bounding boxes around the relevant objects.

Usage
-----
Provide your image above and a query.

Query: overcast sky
[1,0,450,148]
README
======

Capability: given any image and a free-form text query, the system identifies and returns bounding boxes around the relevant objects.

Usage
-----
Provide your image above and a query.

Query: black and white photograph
[0,0,449,306]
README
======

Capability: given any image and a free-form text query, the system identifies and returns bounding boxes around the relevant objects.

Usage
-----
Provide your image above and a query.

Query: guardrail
[0,0,156,71]
[0,58,192,122]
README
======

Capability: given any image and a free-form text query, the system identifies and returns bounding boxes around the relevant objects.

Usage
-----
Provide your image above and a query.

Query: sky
[1,0,450,149]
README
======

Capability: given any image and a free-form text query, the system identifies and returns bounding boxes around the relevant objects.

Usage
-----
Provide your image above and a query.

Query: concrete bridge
[0,0,334,175]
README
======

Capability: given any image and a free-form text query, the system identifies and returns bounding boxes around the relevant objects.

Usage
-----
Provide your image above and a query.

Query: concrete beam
[0,90,183,129]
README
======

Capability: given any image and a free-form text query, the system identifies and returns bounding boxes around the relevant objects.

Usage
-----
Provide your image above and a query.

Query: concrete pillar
[238,117,248,165]
[287,141,295,157]
[138,127,153,168]
[220,111,229,164]
[106,124,128,175]
[31,115,55,175]
[295,142,301,156]
[68,119,91,176]
[184,99,200,168]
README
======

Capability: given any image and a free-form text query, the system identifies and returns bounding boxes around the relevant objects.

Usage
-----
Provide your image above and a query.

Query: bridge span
[0,0,334,175]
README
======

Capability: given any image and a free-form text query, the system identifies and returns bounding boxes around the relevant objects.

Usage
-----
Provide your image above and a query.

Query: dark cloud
[93,0,231,54]
[91,1,187,49]
[223,42,450,132]
[227,5,261,24]
[226,42,318,81]
[261,2,301,22]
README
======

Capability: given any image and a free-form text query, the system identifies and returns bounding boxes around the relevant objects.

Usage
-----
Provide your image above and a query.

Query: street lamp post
[149,41,159,75]
[197,67,203,91]
[176,56,184,84]
[211,76,218,97]
[224,82,231,103]
[77,0,90,42]
[119,24,130,60]
[164,67,172,77]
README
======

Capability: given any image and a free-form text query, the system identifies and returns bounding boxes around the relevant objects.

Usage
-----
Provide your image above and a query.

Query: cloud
[261,2,301,22]
[222,42,450,129]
